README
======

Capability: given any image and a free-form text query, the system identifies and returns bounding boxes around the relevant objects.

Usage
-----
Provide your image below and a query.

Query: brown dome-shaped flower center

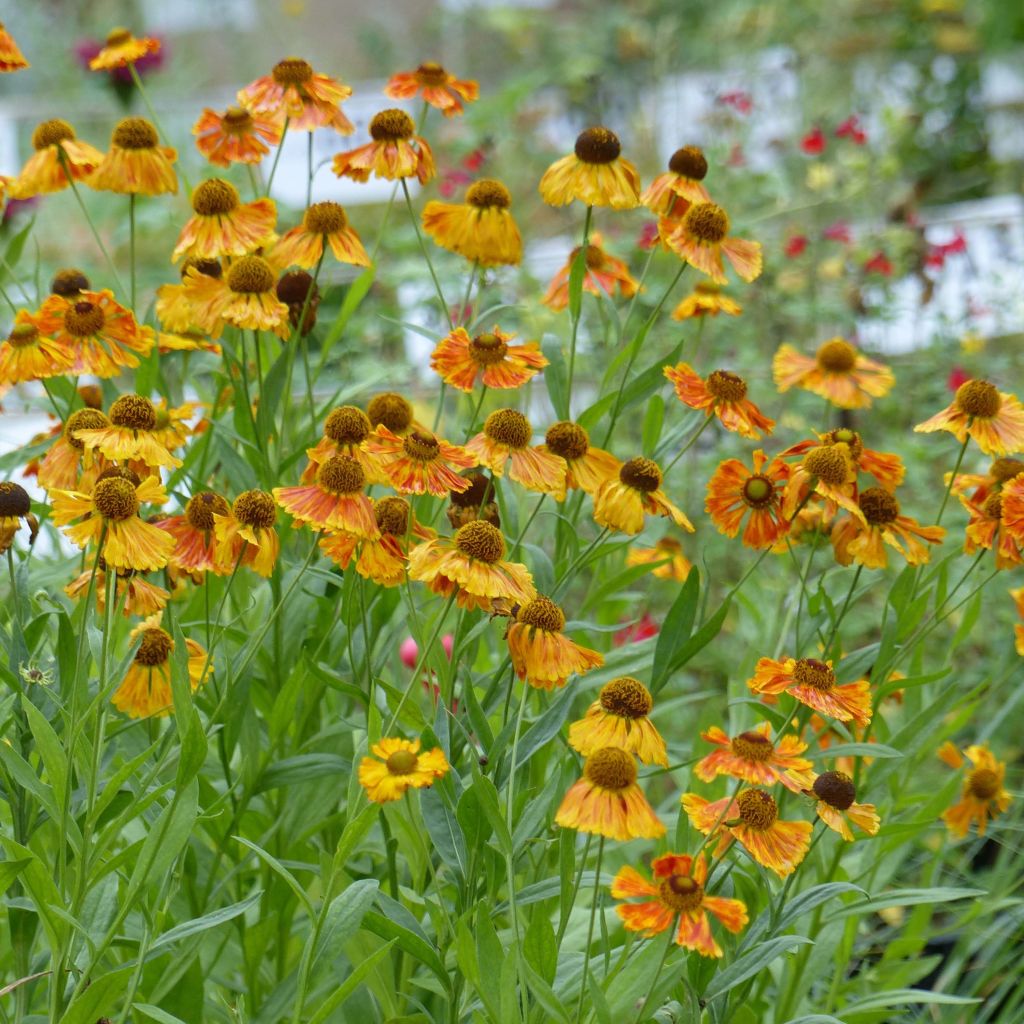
[599,676,653,718]
[859,487,900,526]
[982,493,1003,520]
[574,127,621,164]
[955,380,1000,419]
[668,145,708,179]
[584,747,637,789]
[7,323,39,348]
[683,202,729,243]
[368,392,413,433]
[793,658,835,691]
[185,491,230,532]
[455,520,505,563]
[97,465,142,487]
[813,770,856,810]
[233,489,276,529]
[370,109,415,141]
[484,409,532,449]
[737,788,778,830]
[305,201,347,234]
[517,595,565,633]
[414,61,449,86]
[967,767,1000,800]
[317,455,365,494]
[545,421,589,461]
[731,731,775,762]
[742,475,775,508]
[65,409,109,449]
[272,57,313,87]
[403,431,440,461]
[93,476,139,521]
[449,471,494,508]
[620,457,662,493]
[803,445,850,486]
[469,332,509,365]
[659,875,704,913]
[0,482,31,518]
[181,256,222,280]
[324,405,370,445]
[192,178,240,216]
[816,339,858,373]
[110,393,157,431]
[51,268,90,296]
[466,179,512,209]
[64,301,105,338]
[227,255,275,294]
[135,627,174,666]
[222,106,254,131]
[112,117,159,150]
[375,496,410,536]
[32,119,75,150]
[991,458,1024,484]
[706,369,747,403]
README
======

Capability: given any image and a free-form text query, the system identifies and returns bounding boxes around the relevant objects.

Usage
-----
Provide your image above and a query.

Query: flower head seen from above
[73,392,183,470]
[422,178,522,267]
[430,325,546,393]
[749,656,872,726]
[238,57,354,134]
[938,742,1011,838]
[0,22,29,72]
[90,117,178,195]
[612,852,747,958]
[664,202,762,284]
[773,338,894,410]
[10,119,104,199]
[542,234,639,311]
[665,364,775,440]
[385,61,479,117]
[358,738,449,804]
[640,145,711,216]
[184,255,290,338]
[0,313,76,384]
[506,594,604,690]
[88,26,160,70]
[672,281,742,321]
[540,421,621,498]
[804,770,880,840]
[193,106,283,167]
[539,126,640,209]
[555,746,665,841]
[915,379,1024,456]
[467,409,567,496]
[271,201,369,270]
[625,535,692,581]
[366,426,476,496]
[706,449,790,550]
[594,457,694,536]
[173,178,277,261]
[568,677,667,767]
[273,455,378,537]
[332,109,434,184]
[695,722,814,793]
[213,489,279,577]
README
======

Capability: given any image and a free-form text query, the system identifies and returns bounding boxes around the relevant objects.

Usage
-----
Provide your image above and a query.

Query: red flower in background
[784,235,809,258]
[637,220,660,250]
[926,231,967,270]
[614,612,659,647]
[823,221,852,244]
[947,366,970,392]
[462,148,486,172]
[835,115,867,145]
[718,91,753,115]
[727,144,746,167]
[864,251,893,276]
[800,126,826,156]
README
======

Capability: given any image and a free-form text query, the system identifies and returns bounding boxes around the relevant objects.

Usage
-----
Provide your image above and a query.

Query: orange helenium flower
[332,109,434,184]
[184,255,289,338]
[803,771,880,841]
[366,426,476,496]
[939,743,1011,838]
[467,410,567,496]
[664,202,762,284]
[695,722,814,793]
[173,178,276,261]
[0,313,75,384]
[1004,474,1024,548]
[539,421,621,498]
[193,106,283,167]
[672,281,742,320]
[783,429,905,492]
[749,656,872,726]
[594,457,694,535]
[773,339,894,410]
[640,145,711,216]
[542,234,639,311]
[706,450,790,550]
[238,58,354,134]
[213,490,279,577]
[626,536,692,581]
[665,364,774,440]
[568,677,667,767]
[154,491,233,576]
[1010,587,1024,655]
[65,564,169,618]
[831,487,945,569]
[74,393,182,471]
[422,179,522,267]
[506,595,604,690]
[9,119,104,199]
[430,326,546,393]
[37,409,111,492]
[915,379,1024,456]
[274,455,378,537]
[611,852,747,958]
[384,62,478,117]
[782,442,864,523]
[270,201,369,269]
[539,127,640,209]
[0,22,29,71]
[358,738,449,803]
[302,405,387,485]
[88,27,159,70]
[90,117,177,195]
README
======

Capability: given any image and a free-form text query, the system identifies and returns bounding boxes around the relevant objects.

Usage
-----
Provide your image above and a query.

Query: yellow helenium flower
[88,26,160,70]
[539,127,640,209]
[506,595,604,690]
[939,742,1012,838]
[422,179,522,267]
[568,677,667,767]
[358,738,449,803]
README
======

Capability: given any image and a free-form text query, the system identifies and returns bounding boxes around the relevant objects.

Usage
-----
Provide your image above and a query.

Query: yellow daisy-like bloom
[665,364,775,440]
[113,615,208,720]
[154,491,233,576]
[664,202,762,284]
[539,127,640,210]
[626,535,692,581]
[366,426,476,496]
[408,521,536,612]
[157,258,222,332]
[193,106,283,167]
[213,489,279,577]
[915,379,1024,456]
[74,393,182,471]
[270,201,369,270]
[568,677,668,767]
[781,442,864,523]
[301,405,387,485]
[88,26,160,70]
[831,487,945,570]
[542,234,640,312]
[173,178,277,261]
[538,421,621,499]
[422,179,522,267]
[555,747,665,841]
[467,409,567,497]
[749,656,872,727]
[0,22,29,71]
[90,118,178,196]
[939,742,1012,838]
[184,255,290,338]
[273,455,378,537]
[773,339,895,410]
[803,771,880,841]
[640,145,712,216]
[384,62,479,117]
[696,722,814,793]
[358,738,449,804]
[672,281,742,321]
[1005,474,1024,550]
[65,562,169,618]
[9,119,104,199]
[0,313,75,384]
[332,109,434,185]
[50,470,174,572]
[506,595,604,690]
[431,325,546,393]
[238,57,354,134]
[593,457,694,536]
[37,409,111,492]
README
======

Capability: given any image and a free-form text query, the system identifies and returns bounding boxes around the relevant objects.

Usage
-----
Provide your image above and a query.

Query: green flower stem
[662,413,713,473]
[504,679,532,1023]
[575,834,605,1024]
[128,64,191,194]
[565,205,593,404]
[935,430,971,527]
[264,116,292,197]
[129,193,137,311]
[400,177,453,329]
[59,154,127,295]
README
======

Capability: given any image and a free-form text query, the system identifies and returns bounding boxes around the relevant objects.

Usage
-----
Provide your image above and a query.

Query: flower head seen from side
[173,178,277,261]
[238,57,354,134]
[594,457,694,536]
[10,119,104,199]
[0,22,29,71]
[358,738,449,803]
[555,746,665,841]
[90,117,177,195]
[803,770,880,840]
[64,562,170,618]
[274,455,378,537]
[0,312,76,384]
[626,535,692,581]
[612,852,747,958]
[506,595,604,690]
[568,677,667,767]
[271,201,369,270]
[113,615,208,719]
[915,379,1024,456]
[782,428,905,493]
[193,106,283,167]
[467,409,567,497]
[640,145,711,216]
[0,482,38,548]
[408,521,536,612]
[332,109,434,185]
[88,26,159,70]
[302,405,386,485]
[695,722,814,793]
[73,393,182,470]
[422,179,522,267]
[665,364,774,440]
[184,255,290,338]
[706,449,790,550]
[446,471,501,530]
[539,127,640,209]
[939,742,1011,838]
[1003,473,1024,551]
[154,491,233,576]
[773,338,894,410]
[430,325,546,393]
[1010,587,1024,656]
[672,281,742,321]
[749,656,872,727]
[782,441,863,523]
[664,202,762,284]
[385,61,478,117]
[367,426,476,496]
[213,489,279,577]
[539,421,621,498]
[831,487,945,570]
[157,258,222,333]
[37,408,111,492]
[542,234,639,312]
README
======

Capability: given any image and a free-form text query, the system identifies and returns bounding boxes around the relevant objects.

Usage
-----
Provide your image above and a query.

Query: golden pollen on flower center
[742,474,774,508]
[683,202,729,243]
[317,454,365,494]
[983,493,1003,520]
[545,421,589,461]
[469,332,509,365]
[802,445,849,486]
[967,767,1000,800]
[706,369,747,402]
[105,26,132,46]
[574,126,621,164]
[991,457,1024,483]
[620,457,662,493]
[32,119,75,150]
[185,491,230,531]
[110,393,157,431]
[93,476,139,521]
[368,392,413,433]
[955,379,1000,419]
[272,57,314,87]
[659,875,704,913]
[816,339,858,373]
[403,431,440,461]
[484,409,532,449]
[135,627,174,666]
[193,178,240,216]
[222,106,253,131]
[737,788,778,830]
[793,657,835,691]
[112,117,159,150]
[7,324,39,348]
[64,301,106,338]
[0,482,31,518]
[731,731,775,762]
[859,486,900,526]
[813,770,856,810]
[370,108,415,141]
[226,255,275,294]
[466,179,512,209]
[668,145,708,179]
[414,61,449,85]
[455,520,505,563]
[51,268,91,296]
[599,676,653,718]
[375,496,410,536]
[584,747,637,790]
[305,201,348,234]
[517,596,566,633]
[65,409,109,449]
[233,489,276,529]
[324,405,370,445]
[449,471,494,508]
[386,749,419,774]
